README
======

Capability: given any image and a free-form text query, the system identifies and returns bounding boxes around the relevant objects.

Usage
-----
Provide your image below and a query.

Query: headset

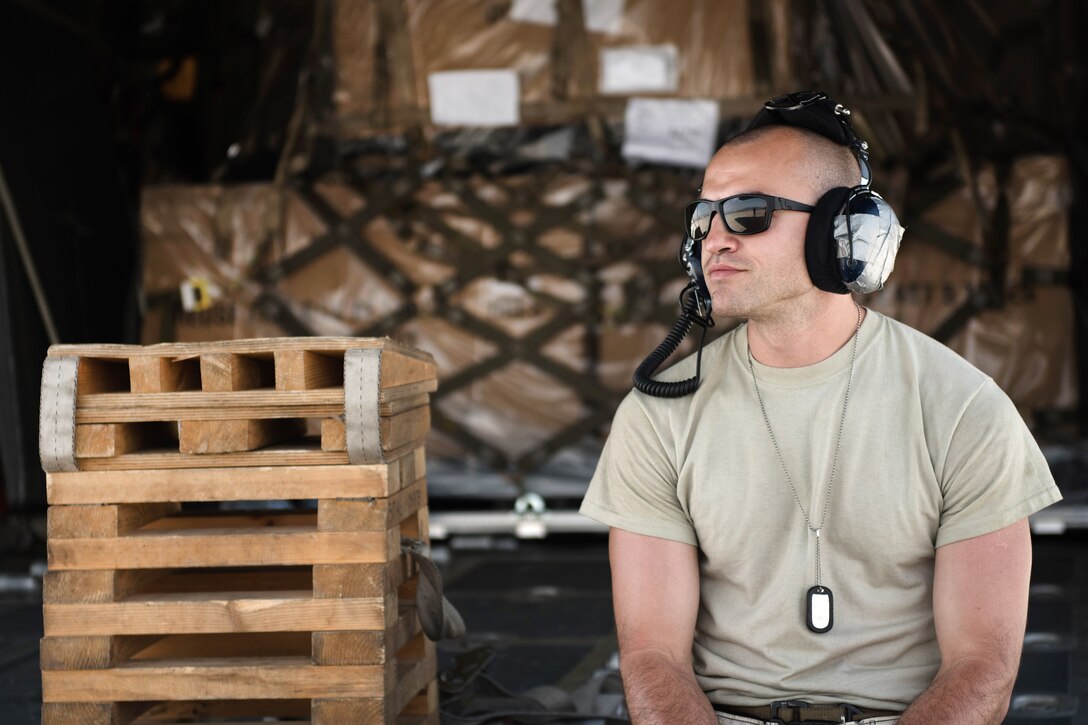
[633,91,905,398]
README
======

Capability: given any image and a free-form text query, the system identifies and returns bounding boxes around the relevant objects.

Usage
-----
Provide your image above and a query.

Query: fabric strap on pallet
[39,356,80,473]
[403,537,466,641]
[344,347,384,464]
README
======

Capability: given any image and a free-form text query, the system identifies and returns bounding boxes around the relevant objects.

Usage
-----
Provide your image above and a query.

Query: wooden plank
[42,702,148,725]
[74,445,347,471]
[41,658,393,701]
[312,650,435,725]
[129,357,201,393]
[313,551,415,600]
[379,350,436,388]
[401,680,439,717]
[49,337,435,365]
[68,439,427,473]
[74,381,436,423]
[312,607,420,665]
[318,479,425,532]
[320,418,346,452]
[200,353,274,392]
[313,563,386,600]
[275,350,343,391]
[391,639,437,718]
[47,463,401,504]
[39,635,160,670]
[48,503,179,539]
[48,530,391,570]
[323,400,429,454]
[178,419,307,454]
[43,570,169,605]
[311,693,388,725]
[382,407,430,451]
[399,506,428,542]
[74,421,177,459]
[44,593,389,636]
[382,393,431,417]
[75,424,146,458]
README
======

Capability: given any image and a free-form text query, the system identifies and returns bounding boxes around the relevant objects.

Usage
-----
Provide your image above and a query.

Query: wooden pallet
[42,338,436,471]
[40,448,439,724]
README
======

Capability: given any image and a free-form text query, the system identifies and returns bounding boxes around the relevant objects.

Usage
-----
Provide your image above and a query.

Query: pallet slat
[48,529,394,570]
[42,656,435,701]
[44,593,391,636]
[48,452,425,504]
[74,380,436,423]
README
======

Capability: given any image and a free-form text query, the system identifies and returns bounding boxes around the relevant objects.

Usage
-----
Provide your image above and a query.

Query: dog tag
[806,585,833,633]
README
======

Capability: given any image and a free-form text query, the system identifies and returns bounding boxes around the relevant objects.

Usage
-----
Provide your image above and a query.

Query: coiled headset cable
[632,284,714,398]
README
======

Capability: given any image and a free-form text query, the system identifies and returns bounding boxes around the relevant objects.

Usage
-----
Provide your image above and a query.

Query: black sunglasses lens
[723,197,770,234]
[687,201,714,240]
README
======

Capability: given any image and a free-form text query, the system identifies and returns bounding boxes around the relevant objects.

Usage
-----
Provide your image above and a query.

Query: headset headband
[746,91,872,187]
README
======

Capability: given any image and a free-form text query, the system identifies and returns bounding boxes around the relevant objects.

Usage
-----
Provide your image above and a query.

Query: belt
[713,700,900,723]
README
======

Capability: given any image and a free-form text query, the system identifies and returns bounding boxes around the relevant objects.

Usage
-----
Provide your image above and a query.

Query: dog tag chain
[747,303,862,634]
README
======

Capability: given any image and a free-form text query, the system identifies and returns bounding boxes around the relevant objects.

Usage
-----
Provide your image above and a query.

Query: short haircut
[723,125,860,197]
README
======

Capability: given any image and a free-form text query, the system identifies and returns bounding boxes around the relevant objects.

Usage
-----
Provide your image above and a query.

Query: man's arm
[609,527,716,725]
[899,518,1032,724]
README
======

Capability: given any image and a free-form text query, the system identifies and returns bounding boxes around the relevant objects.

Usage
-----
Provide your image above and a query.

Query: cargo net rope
[139,165,711,498]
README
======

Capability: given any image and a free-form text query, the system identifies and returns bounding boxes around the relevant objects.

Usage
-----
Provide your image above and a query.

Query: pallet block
[42,338,436,471]
[40,448,439,724]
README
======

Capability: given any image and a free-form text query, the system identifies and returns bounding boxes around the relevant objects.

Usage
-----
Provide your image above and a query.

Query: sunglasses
[685,194,814,240]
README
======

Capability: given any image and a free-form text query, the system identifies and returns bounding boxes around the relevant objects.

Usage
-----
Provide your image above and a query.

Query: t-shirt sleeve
[935,379,1062,548]
[579,392,698,546]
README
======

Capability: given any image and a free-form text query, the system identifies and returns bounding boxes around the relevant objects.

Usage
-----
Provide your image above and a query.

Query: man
[580,96,1062,725]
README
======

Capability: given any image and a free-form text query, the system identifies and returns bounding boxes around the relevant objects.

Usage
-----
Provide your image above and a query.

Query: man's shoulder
[873,312,990,389]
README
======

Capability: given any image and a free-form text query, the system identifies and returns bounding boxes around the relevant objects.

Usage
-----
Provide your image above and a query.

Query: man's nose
[701,215,737,257]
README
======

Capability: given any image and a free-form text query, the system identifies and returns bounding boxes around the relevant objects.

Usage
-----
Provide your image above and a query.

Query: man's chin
[709,294,752,319]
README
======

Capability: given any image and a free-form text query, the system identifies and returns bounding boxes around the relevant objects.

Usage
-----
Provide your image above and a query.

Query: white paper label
[509,0,625,34]
[428,70,520,127]
[600,44,678,94]
[622,98,720,169]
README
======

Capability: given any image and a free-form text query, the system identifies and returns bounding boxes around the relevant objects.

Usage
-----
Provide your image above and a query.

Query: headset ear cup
[805,186,852,294]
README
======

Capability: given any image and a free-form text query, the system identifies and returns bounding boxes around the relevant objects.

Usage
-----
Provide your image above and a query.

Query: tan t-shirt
[581,310,1061,711]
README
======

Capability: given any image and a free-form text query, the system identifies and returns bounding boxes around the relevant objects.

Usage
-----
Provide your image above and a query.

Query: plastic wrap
[596,0,753,98]
[332,0,753,130]
[868,156,1076,420]
[331,0,381,121]
[947,287,1078,419]
[1005,156,1071,273]
[866,167,991,336]
[140,184,290,342]
[946,156,1077,420]
[276,245,404,335]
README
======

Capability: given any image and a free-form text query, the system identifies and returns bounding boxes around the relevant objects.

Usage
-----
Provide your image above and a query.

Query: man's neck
[746,297,864,368]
